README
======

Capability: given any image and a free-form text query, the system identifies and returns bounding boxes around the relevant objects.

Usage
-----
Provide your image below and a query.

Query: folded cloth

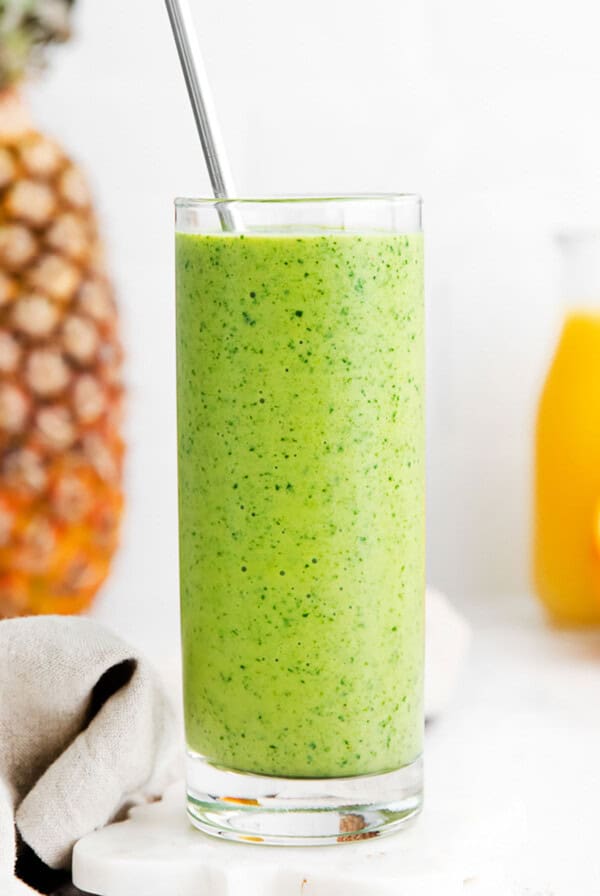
[0,616,177,895]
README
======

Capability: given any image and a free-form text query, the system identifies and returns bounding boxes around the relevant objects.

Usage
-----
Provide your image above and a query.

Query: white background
[27,0,600,652]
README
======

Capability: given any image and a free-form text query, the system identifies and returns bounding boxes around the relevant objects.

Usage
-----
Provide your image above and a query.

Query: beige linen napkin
[0,615,177,895]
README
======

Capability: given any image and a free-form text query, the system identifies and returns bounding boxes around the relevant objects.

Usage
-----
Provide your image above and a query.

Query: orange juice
[534,311,600,624]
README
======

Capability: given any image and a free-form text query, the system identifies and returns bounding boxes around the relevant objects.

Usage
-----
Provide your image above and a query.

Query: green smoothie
[176,230,424,779]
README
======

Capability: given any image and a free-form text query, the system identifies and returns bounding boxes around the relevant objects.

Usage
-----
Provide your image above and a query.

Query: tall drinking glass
[176,195,425,844]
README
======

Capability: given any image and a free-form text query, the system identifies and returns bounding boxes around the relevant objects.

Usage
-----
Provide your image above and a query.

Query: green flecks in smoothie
[176,230,424,779]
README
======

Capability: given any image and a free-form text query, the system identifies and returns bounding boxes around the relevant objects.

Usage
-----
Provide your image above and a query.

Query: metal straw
[165,0,242,232]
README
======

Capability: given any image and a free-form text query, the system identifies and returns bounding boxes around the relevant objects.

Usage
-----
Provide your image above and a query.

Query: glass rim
[175,192,422,208]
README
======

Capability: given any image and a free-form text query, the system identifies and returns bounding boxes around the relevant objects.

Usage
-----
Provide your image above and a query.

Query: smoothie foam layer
[176,231,424,778]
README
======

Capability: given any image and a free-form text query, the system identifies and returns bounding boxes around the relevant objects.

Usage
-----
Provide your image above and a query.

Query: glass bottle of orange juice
[534,231,600,624]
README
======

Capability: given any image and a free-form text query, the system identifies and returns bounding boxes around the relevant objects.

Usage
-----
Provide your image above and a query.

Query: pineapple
[0,1,124,617]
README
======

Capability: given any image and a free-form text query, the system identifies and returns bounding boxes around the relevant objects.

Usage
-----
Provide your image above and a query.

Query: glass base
[186,751,423,845]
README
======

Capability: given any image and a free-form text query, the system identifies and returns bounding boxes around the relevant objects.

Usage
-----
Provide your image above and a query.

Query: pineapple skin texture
[0,107,125,618]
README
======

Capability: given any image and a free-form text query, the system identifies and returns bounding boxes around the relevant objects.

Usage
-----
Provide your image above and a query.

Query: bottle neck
[558,232,600,312]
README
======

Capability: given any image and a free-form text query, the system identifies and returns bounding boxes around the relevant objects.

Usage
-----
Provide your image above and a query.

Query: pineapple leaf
[0,0,76,88]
